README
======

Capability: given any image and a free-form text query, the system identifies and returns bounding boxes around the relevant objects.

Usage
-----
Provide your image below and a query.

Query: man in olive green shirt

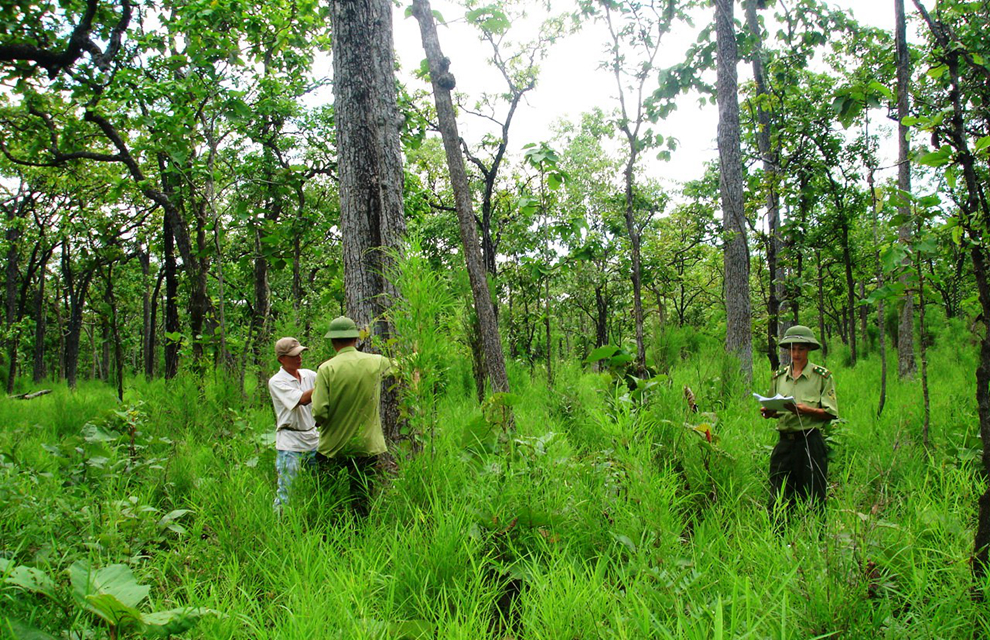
[311,316,394,515]
[760,325,838,511]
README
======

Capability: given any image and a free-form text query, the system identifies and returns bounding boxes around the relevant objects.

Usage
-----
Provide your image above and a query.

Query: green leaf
[157,509,192,531]
[881,244,910,273]
[0,618,57,640]
[974,136,990,154]
[142,607,221,638]
[951,225,964,245]
[69,562,149,627]
[465,6,510,34]
[609,353,634,365]
[610,532,637,554]
[584,345,620,364]
[82,424,117,443]
[918,146,952,167]
[0,559,56,599]
[917,194,942,208]
[927,64,948,79]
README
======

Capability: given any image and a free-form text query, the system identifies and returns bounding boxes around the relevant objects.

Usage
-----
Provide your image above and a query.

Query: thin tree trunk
[841,219,857,365]
[744,0,782,372]
[895,0,916,379]
[61,243,94,390]
[716,0,752,382]
[32,253,48,383]
[913,0,990,583]
[104,263,125,401]
[55,280,65,380]
[252,229,271,400]
[868,170,888,416]
[816,249,827,359]
[163,211,180,380]
[140,248,152,378]
[5,205,21,394]
[412,0,512,411]
[544,274,552,388]
[917,237,930,447]
[147,268,163,379]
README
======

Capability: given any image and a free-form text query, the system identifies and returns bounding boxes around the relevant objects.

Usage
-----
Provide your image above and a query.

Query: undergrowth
[1,325,988,638]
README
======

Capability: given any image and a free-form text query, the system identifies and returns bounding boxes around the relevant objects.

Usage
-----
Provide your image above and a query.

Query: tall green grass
[1,311,988,638]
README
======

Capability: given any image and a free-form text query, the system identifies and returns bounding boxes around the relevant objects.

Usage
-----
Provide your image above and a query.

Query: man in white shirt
[268,337,319,510]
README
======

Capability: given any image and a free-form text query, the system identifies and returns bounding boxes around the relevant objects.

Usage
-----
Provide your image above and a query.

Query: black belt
[779,429,818,440]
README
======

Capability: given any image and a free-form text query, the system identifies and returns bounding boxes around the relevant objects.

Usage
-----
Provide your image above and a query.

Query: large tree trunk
[411,0,512,408]
[895,0,916,379]
[331,0,408,443]
[716,0,752,382]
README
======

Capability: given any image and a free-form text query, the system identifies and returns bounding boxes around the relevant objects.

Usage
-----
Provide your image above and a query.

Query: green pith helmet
[325,316,360,339]
[778,325,821,350]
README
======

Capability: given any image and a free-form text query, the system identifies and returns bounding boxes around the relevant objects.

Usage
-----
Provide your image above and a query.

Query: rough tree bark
[411,0,512,407]
[715,0,752,382]
[330,0,407,443]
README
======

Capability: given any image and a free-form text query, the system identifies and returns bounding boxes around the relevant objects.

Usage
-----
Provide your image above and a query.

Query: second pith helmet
[325,316,361,339]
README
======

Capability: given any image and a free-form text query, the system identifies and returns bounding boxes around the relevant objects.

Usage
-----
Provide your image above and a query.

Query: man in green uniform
[311,316,394,515]
[760,325,838,511]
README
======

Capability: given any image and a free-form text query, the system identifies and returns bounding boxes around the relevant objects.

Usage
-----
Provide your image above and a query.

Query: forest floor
[2,324,989,638]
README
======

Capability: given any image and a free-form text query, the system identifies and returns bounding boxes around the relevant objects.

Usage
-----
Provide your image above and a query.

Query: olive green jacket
[312,347,394,458]
[769,361,838,433]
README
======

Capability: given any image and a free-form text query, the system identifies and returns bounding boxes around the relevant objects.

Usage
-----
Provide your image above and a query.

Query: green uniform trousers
[315,452,380,517]
[769,429,828,509]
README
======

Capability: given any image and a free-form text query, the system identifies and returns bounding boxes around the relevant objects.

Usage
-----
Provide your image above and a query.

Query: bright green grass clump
[1,329,988,638]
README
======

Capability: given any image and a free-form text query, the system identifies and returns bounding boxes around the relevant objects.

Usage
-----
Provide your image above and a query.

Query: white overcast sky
[382,1,906,190]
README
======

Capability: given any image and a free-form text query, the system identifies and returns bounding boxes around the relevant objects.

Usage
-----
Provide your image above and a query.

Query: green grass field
[2,327,988,638]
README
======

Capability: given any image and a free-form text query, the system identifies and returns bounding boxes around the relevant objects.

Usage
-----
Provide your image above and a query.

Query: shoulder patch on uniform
[772,366,788,379]
[814,365,831,378]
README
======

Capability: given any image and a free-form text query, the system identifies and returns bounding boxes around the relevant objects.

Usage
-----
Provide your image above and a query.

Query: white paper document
[752,393,796,412]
